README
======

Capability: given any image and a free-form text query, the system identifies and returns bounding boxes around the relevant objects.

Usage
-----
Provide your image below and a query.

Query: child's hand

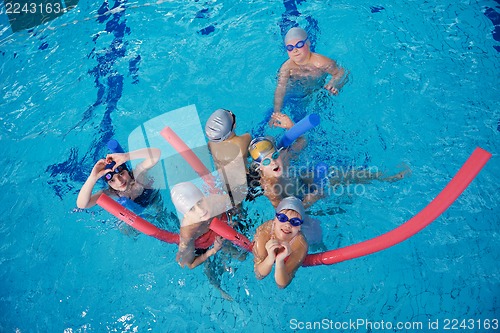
[90,159,110,179]
[268,114,280,127]
[324,83,339,95]
[270,112,294,129]
[105,153,129,170]
[275,242,291,262]
[213,236,224,253]
[265,239,281,260]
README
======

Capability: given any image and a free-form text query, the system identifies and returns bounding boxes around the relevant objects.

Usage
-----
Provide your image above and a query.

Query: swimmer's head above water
[284,27,311,65]
[276,196,305,220]
[102,161,133,192]
[205,108,236,142]
[171,182,210,223]
[284,27,310,49]
[249,137,276,163]
[274,196,305,241]
[284,27,307,43]
[248,137,284,177]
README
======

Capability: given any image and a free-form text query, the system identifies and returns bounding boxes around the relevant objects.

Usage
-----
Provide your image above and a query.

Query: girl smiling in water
[76,148,161,209]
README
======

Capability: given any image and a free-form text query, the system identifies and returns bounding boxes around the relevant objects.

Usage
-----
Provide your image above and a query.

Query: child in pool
[76,148,162,209]
[171,181,232,269]
[171,181,238,300]
[205,108,251,204]
[205,108,252,168]
[248,134,324,245]
[253,196,309,288]
[248,132,318,209]
[271,27,347,127]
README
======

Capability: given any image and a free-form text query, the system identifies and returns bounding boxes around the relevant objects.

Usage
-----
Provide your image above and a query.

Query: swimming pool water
[0,0,499,332]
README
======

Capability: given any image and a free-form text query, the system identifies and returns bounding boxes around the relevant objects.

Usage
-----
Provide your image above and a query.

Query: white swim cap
[276,196,305,218]
[284,27,308,44]
[171,182,204,215]
[205,109,236,142]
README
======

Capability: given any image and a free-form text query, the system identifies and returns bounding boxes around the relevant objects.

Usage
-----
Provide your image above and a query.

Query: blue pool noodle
[279,114,320,148]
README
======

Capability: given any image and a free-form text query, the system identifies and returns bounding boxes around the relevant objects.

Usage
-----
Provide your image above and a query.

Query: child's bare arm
[273,63,291,115]
[186,236,224,269]
[322,57,346,94]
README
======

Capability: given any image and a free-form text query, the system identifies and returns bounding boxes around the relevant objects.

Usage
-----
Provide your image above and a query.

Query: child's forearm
[255,256,275,279]
[274,260,292,288]
[327,67,347,90]
[128,148,161,167]
[76,176,100,209]
[273,83,287,113]
[187,248,217,269]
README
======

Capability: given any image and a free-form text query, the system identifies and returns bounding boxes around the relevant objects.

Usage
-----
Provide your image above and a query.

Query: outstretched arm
[186,236,224,269]
[271,63,291,126]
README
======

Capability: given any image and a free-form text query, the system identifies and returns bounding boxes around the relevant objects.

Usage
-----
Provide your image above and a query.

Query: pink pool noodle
[302,147,491,266]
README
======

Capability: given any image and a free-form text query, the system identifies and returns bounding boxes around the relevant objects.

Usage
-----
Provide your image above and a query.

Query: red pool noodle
[210,217,253,252]
[97,146,491,267]
[160,126,216,190]
[96,193,250,250]
[302,147,491,266]
[97,193,180,243]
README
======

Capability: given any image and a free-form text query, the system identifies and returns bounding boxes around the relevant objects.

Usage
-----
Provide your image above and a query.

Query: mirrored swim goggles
[103,163,128,182]
[275,213,304,227]
[285,37,308,52]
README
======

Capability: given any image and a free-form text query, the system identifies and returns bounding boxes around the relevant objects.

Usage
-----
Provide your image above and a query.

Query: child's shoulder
[294,233,309,252]
[280,59,297,71]
[255,219,273,237]
[311,52,334,68]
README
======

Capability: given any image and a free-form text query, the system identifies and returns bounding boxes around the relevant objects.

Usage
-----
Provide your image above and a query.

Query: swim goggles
[103,164,127,182]
[260,149,282,166]
[275,213,304,227]
[285,37,308,52]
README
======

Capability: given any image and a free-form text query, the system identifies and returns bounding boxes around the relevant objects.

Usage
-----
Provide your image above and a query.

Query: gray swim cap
[205,109,235,142]
[276,196,305,218]
[171,182,204,215]
[284,27,308,44]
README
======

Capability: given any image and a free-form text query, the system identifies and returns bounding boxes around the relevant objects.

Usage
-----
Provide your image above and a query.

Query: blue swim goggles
[260,149,282,166]
[275,213,304,227]
[285,37,308,52]
[103,163,128,182]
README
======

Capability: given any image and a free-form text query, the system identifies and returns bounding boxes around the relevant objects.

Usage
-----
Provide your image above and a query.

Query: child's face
[185,198,210,222]
[273,209,301,241]
[259,150,284,178]
[286,38,310,64]
[107,169,131,192]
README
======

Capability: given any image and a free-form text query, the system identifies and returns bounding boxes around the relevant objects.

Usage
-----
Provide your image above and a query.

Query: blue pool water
[0,0,499,332]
